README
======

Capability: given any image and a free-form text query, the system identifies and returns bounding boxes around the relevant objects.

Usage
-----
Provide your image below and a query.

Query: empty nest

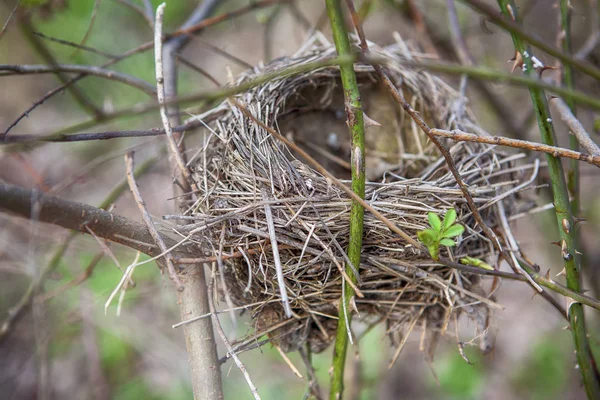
[179,35,537,358]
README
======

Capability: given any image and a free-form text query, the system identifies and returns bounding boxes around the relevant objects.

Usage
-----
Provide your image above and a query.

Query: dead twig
[551,97,600,156]
[125,151,183,290]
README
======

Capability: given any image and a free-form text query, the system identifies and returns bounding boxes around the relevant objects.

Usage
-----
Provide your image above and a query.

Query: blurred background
[1,0,600,399]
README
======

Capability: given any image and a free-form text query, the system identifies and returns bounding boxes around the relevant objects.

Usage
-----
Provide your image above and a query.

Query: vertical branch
[559,0,579,216]
[154,3,223,399]
[497,2,600,398]
[325,1,366,399]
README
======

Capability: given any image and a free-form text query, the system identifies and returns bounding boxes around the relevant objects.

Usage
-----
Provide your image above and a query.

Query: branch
[551,97,600,157]
[429,128,600,167]
[326,1,366,398]
[0,64,156,96]
[0,182,177,256]
[125,152,183,289]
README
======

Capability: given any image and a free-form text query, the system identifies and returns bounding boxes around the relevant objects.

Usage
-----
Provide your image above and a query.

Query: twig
[262,189,293,318]
[0,0,19,40]
[551,98,600,157]
[32,31,119,59]
[18,17,103,118]
[0,64,156,95]
[429,128,600,167]
[125,151,183,290]
[115,0,155,29]
[325,1,367,398]
[497,1,600,397]
[208,263,261,400]
[71,0,103,58]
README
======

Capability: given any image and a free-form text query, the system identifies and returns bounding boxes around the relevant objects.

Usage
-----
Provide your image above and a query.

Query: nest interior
[182,37,536,356]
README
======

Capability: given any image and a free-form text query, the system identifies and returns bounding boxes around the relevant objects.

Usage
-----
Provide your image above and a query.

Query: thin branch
[208,263,261,400]
[0,0,19,40]
[429,128,600,167]
[32,31,119,59]
[0,64,156,95]
[154,3,197,193]
[18,17,103,118]
[125,151,183,290]
[71,0,103,58]
[551,97,600,156]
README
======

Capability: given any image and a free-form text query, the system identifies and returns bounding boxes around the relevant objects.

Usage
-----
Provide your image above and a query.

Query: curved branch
[0,183,181,256]
[0,64,156,96]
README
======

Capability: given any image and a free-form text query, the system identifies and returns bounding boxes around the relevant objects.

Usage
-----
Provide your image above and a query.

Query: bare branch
[0,64,156,96]
[0,183,177,256]
[551,97,600,157]
[125,151,183,290]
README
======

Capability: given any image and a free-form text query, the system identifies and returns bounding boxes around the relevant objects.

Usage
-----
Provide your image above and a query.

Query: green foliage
[417,209,464,260]
[435,349,484,399]
[512,335,570,400]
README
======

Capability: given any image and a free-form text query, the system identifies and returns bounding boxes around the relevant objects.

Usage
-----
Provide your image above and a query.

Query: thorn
[363,112,382,128]
[562,324,572,331]
[575,249,583,256]
[538,65,557,78]
[573,217,586,226]
[509,51,524,73]
[550,241,561,247]
[556,268,566,277]
[544,270,551,280]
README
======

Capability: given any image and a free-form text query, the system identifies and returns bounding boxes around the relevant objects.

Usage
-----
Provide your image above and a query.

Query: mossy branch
[497,1,600,398]
[326,0,366,398]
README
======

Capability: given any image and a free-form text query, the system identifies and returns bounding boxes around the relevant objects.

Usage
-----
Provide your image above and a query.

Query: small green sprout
[459,256,494,271]
[417,208,464,261]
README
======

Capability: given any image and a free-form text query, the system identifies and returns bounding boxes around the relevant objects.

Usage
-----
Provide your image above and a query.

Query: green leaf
[439,238,456,247]
[460,256,494,271]
[442,224,465,238]
[418,228,438,245]
[443,208,457,230]
[428,212,442,232]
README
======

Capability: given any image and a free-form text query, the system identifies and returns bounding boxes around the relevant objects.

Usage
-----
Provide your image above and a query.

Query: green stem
[326,1,366,399]
[497,1,600,398]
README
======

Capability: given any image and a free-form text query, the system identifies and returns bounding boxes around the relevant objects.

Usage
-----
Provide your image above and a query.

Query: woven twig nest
[183,36,534,357]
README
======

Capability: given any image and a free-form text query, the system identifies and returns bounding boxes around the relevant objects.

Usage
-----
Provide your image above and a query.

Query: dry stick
[115,0,155,29]
[551,98,600,157]
[208,263,261,400]
[0,64,157,95]
[0,0,19,40]
[429,128,600,167]
[346,0,543,291]
[261,189,293,318]
[32,31,119,59]
[154,4,197,193]
[125,152,183,290]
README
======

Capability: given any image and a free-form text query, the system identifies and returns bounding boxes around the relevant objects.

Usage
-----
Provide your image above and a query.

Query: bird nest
[180,36,536,358]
